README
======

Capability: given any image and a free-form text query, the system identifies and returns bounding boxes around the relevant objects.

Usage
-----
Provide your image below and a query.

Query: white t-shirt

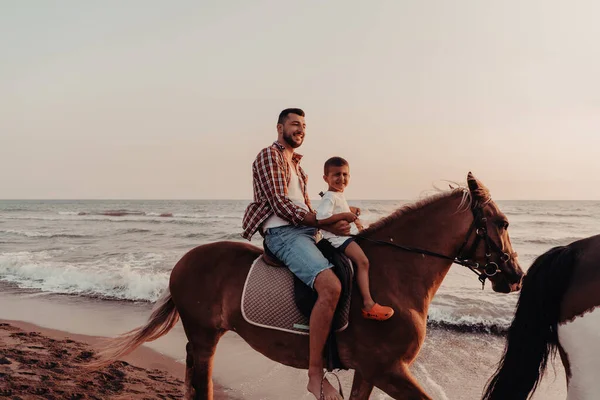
[315,191,358,247]
[262,164,309,231]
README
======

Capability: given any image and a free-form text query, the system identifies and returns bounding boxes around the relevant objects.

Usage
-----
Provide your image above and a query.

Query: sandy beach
[0,284,567,400]
[0,286,240,399]
[0,320,185,399]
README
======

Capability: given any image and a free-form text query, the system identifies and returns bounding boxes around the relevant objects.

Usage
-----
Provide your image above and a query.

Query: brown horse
[91,172,524,400]
[482,234,600,400]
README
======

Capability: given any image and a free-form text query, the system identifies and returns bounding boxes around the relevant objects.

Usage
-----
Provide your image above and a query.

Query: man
[242,108,349,400]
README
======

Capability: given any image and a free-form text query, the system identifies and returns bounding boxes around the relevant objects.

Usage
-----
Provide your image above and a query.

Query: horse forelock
[361,187,472,235]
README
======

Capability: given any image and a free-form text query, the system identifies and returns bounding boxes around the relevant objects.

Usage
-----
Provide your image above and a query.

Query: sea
[2,199,597,399]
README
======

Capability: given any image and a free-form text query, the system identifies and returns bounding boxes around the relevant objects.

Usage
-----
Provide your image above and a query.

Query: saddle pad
[241,256,352,335]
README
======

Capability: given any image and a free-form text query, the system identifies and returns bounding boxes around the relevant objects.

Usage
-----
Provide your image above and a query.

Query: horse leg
[349,370,374,400]
[184,342,195,400]
[370,363,432,400]
[186,328,224,400]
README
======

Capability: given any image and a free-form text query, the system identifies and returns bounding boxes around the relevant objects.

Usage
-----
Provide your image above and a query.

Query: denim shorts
[264,225,333,289]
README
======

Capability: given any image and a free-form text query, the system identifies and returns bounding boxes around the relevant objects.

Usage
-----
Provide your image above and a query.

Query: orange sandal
[362,303,394,321]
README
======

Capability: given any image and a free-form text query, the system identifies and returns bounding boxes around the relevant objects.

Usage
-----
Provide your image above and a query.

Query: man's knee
[313,269,342,303]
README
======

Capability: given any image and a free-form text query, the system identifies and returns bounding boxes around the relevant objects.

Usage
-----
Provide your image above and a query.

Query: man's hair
[324,156,349,175]
[277,108,305,125]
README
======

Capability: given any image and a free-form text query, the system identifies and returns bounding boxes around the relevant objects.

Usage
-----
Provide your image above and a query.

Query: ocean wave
[427,320,507,335]
[518,236,584,246]
[4,215,237,226]
[0,249,520,331]
[506,210,590,217]
[426,306,512,336]
[0,230,92,239]
[75,210,147,217]
[60,210,174,218]
[219,232,245,240]
[166,213,239,219]
[56,210,241,220]
[523,220,580,228]
[115,228,152,234]
[0,251,169,302]
[179,232,243,240]
[180,233,210,239]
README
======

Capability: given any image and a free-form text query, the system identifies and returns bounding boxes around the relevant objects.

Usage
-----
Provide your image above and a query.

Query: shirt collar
[272,141,303,162]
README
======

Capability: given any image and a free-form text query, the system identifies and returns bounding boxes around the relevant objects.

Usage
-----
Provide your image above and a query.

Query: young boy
[315,157,394,321]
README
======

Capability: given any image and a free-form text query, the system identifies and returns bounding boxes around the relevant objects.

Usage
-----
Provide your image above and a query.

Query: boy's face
[323,165,350,192]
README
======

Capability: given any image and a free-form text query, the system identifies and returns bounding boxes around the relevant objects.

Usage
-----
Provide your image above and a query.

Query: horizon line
[2,198,600,202]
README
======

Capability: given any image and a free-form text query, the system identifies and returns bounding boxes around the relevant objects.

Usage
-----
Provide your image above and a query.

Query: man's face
[279,114,306,149]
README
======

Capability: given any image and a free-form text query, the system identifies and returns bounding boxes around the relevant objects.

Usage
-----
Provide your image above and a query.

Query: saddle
[262,238,354,370]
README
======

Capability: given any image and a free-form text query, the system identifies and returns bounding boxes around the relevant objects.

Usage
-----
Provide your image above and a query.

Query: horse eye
[497,221,509,230]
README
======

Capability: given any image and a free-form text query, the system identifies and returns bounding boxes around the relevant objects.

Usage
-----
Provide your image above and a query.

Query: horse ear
[467,171,491,202]
[467,172,479,192]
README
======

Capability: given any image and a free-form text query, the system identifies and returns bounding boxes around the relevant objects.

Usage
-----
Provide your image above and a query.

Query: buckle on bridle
[484,262,499,277]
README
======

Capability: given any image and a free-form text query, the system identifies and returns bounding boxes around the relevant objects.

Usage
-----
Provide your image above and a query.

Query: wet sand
[0,286,567,399]
[0,320,184,399]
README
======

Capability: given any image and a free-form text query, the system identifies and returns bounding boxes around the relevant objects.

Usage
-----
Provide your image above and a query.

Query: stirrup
[320,371,344,399]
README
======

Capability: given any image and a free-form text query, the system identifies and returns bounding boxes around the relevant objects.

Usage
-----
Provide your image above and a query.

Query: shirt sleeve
[316,193,335,220]
[254,148,308,225]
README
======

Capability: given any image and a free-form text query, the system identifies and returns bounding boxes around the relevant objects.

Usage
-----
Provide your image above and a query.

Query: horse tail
[87,289,179,369]
[482,245,577,400]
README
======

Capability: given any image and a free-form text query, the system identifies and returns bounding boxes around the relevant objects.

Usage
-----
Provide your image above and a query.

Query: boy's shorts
[325,235,355,252]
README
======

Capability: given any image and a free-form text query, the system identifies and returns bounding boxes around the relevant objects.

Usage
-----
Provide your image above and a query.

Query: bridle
[454,203,518,288]
[353,202,517,289]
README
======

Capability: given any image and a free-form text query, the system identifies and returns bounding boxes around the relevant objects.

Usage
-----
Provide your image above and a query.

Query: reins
[352,204,516,289]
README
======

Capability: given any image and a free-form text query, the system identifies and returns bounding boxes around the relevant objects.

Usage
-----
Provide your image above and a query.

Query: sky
[2,1,600,200]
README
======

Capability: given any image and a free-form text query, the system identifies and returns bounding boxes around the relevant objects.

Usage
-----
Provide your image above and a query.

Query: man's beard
[282,130,303,148]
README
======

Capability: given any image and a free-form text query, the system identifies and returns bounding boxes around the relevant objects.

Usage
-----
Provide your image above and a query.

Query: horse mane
[360,186,487,235]
[482,245,577,400]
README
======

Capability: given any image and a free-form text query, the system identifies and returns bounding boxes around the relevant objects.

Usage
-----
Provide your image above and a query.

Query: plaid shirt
[242,141,312,240]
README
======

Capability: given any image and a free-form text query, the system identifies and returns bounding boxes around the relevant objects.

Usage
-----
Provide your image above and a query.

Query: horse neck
[366,192,474,306]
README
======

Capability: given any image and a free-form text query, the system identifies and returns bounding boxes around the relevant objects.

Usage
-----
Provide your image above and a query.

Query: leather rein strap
[352,204,516,289]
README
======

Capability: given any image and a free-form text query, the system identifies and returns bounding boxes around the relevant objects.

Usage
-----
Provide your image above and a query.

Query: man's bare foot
[307,371,343,400]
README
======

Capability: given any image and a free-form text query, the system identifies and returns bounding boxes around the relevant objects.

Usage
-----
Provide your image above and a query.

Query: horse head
[463,172,524,293]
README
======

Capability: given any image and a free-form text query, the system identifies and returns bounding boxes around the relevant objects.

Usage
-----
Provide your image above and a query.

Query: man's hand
[303,212,318,227]
[321,220,351,236]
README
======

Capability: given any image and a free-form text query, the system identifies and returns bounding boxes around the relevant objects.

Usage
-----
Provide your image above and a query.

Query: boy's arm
[317,219,352,236]
[314,195,356,226]
[317,212,357,226]
[349,206,361,216]
[354,218,365,231]
[312,194,353,234]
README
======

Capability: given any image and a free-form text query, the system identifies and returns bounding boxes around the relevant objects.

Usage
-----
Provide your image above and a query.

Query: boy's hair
[324,156,349,175]
[277,108,305,124]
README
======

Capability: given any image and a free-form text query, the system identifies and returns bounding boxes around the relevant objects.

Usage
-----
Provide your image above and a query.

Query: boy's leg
[344,240,395,321]
[343,241,375,310]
